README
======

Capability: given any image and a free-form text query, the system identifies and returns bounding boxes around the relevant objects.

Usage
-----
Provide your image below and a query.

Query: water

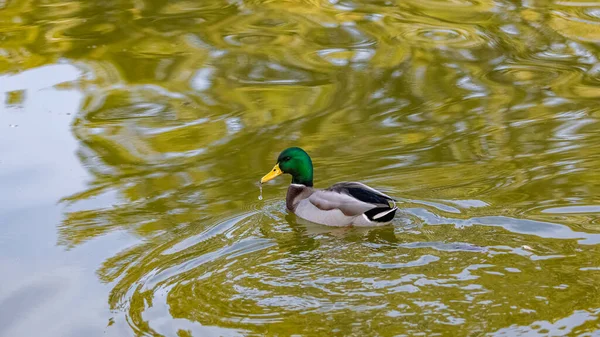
[2,0,600,336]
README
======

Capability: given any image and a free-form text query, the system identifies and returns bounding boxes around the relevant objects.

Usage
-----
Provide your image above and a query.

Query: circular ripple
[295,23,407,69]
[489,65,560,85]
[103,212,456,334]
[297,44,408,69]
[201,12,300,50]
[403,0,496,22]
[398,24,487,48]
[485,63,581,87]
[214,53,331,85]
[305,26,377,48]
[247,17,298,30]
[134,1,237,33]
[415,28,463,42]
[533,44,579,62]
[222,32,293,47]
[93,203,594,336]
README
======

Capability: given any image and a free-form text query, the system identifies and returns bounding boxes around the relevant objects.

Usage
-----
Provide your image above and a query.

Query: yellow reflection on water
[2,0,600,335]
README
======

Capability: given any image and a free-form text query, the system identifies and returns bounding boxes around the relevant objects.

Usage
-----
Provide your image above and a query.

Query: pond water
[2,0,600,336]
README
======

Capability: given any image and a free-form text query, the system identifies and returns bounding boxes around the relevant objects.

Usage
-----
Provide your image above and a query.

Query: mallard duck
[260,147,397,227]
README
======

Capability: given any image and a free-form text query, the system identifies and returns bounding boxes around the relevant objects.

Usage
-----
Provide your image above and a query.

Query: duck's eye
[283,156,291,161]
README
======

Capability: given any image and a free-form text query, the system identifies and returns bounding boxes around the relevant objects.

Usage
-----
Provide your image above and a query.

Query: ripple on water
[62,22,117,39]
[107,207,454,331]
[542,205,600,214]
[305,48,376,67]
[41,15,123,52]
[299,42,408,69]
[132,0,236,32]
[549,10,600,42]
[305,26,377,48]
[484,62,582,92]
[158,0,232,14]
[223,33,290,47]
[35,2,83,19]
[162,212,259,255]
[407,207,600,245]
[94,195,600,336]
[81,86,204,123]
[586,8,600,19]
[405,0,493,10]
[402,0,497,22]
[389,21,489,49]
[202,12,299,50]
[490,309,600,337]
[216,54,331,86]
[332,0,402,10]
[297,25,384,68]
[74,85,227,166]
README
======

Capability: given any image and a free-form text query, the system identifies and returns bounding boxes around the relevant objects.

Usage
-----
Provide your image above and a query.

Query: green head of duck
[261,147,313,187]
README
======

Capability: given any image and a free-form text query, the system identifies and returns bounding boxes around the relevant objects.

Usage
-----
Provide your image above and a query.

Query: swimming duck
[260,147,397,227]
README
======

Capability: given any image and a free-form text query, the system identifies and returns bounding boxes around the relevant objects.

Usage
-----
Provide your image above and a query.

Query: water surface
[2,0,600,335]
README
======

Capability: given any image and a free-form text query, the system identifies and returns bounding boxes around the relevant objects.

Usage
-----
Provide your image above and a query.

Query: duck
[260,147,398,227]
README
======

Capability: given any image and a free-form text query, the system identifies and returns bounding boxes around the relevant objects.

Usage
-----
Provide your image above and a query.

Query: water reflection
[3,0,600,334]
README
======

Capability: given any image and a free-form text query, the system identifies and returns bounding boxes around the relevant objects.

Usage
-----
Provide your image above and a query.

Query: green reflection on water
[3,0,600,335]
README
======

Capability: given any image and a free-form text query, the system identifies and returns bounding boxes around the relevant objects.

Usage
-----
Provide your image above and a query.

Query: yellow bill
[261,163,283,184]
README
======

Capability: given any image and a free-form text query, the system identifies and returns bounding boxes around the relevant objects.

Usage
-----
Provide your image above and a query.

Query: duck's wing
[328,182,395,205]
[307,182,395,217]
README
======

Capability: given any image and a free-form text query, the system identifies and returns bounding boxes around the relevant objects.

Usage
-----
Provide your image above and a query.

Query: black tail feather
[364,207,397,223]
